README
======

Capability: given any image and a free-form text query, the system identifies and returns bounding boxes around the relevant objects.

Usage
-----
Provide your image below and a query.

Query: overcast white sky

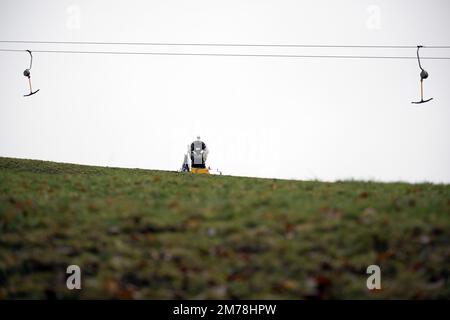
[0,0,449,183]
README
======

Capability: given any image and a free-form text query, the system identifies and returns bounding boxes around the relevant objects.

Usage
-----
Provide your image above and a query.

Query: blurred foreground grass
[0,157,449,299]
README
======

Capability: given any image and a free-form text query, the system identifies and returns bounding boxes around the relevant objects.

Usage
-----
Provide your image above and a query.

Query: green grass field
[0,157,449,299]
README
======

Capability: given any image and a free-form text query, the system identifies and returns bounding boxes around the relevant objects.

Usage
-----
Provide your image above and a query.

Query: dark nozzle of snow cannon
[420,69,428,80]
[23,69,30,78]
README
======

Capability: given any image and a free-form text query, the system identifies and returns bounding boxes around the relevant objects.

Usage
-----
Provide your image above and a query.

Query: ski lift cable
[0,40,450,49]
[0,48,449,60]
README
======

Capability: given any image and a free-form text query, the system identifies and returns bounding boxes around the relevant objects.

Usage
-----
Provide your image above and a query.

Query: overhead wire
[1,40,450,60]
[0,40,450,49]
[0,48,449,60]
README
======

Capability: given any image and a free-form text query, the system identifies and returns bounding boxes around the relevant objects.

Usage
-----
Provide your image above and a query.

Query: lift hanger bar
[22,50,40,97]
[411,45,433,104]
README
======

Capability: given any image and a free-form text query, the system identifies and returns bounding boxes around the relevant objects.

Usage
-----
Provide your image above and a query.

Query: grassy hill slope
[0,157,449,299]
